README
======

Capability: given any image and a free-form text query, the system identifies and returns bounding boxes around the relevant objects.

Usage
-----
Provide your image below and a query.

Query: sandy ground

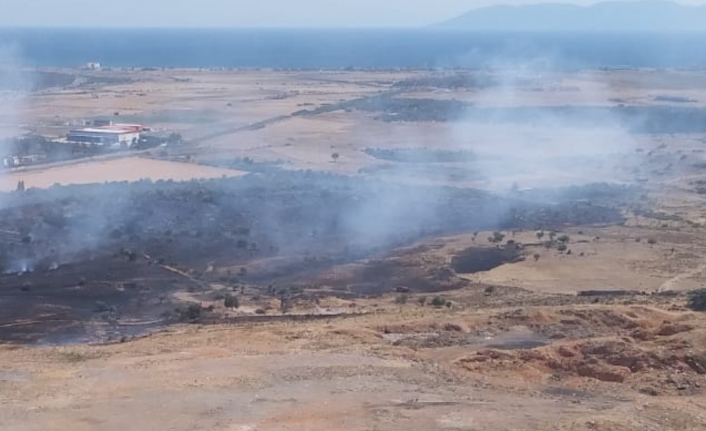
[0,157,246,191]
[1,299,705,431]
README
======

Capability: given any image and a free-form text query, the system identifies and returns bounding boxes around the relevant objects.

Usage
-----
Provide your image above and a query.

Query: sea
[0,28,705,70]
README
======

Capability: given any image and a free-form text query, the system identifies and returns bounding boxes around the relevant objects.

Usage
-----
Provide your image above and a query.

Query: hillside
[436,1,706,32]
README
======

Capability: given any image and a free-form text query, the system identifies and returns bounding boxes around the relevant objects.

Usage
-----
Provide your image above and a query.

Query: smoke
[0,37,652,278]
[441,58,641,192]
[0,43,29,141]
[0,42,32,203]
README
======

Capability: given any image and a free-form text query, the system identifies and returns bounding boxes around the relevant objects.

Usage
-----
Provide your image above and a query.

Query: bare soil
[0,157,246,192]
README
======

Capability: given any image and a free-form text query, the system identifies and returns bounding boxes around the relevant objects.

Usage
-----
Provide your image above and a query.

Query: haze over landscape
[2,1,706,431]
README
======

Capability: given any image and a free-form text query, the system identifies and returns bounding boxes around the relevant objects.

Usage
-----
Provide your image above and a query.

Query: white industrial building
[67,125,143,148]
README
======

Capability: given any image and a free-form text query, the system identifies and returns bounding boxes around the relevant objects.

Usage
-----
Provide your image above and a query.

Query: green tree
[488,231,505,243]
[224,293,239,309]
[431,296,447,307]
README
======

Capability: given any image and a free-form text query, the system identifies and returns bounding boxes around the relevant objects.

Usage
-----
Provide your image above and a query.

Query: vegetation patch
[364,148,475,163]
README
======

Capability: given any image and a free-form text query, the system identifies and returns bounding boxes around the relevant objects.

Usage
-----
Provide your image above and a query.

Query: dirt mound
[453,306,706,394]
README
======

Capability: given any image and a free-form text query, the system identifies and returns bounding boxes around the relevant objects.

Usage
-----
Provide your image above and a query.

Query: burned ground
[309,94,706,133]
[0,172,630,343]
[451,246,523,274]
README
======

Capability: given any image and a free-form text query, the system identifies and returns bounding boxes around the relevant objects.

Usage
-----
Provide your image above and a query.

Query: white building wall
[117,132,140,146]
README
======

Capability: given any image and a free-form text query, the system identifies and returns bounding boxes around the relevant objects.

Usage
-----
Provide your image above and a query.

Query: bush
[176,303,202,321]
[557,243,568,252]
[647,238,658,245]
[395,294,408,304]
[688,288,706,311]
[431,296,447,307]
[417,296,427,306]
[488,231,505,243]
[224,293,239,309]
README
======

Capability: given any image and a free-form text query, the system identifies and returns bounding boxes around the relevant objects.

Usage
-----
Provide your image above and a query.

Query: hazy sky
[0,0,705,28]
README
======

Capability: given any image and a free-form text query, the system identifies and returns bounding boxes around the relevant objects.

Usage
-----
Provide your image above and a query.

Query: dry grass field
[0,156,246,191]
[1,67,706,430]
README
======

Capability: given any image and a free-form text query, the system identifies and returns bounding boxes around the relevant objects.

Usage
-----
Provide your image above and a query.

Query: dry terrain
[0,157,246,192]
[1,68,706,430]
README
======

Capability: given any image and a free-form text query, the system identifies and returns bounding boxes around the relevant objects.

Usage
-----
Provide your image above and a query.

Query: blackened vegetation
[688,289,706,312]
[391,73,498,90]
[0,173,628,275]
[198,157,286,173]
[0,70,130,92]
[364,148,476,163]
[654,95,697,103]
[0,70,74,91]
[451,246,523,274]
[347,97,468,122]
[519,183,641,206]
[293,95,467,122]
[0,172,629,343]
[324,95,706,133]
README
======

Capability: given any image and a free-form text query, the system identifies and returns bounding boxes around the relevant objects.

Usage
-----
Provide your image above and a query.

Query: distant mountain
[436,1,706,32]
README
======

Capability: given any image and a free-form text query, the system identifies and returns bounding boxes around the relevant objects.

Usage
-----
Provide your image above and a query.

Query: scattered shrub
[431,296,447,307]
[176,303,202,321]
[688,288,706,311]
[224,293,239,309]
[488,231,505,243]
[647,238,658,245]
[395,294,409,304]
[557,243,568,252]
[417,296,427,306]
